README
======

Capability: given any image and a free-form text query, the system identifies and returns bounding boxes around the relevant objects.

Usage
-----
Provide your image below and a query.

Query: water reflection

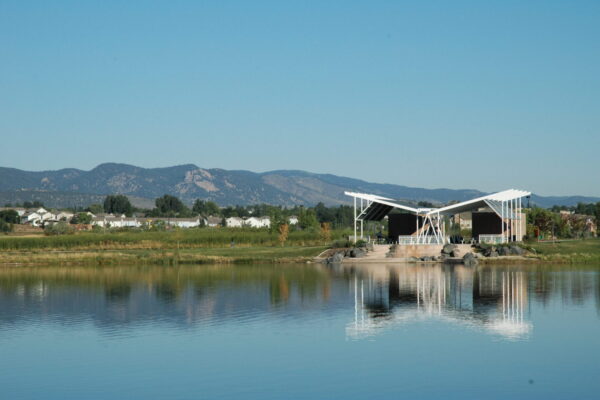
[345,264,598,341]
[0,264,598,341]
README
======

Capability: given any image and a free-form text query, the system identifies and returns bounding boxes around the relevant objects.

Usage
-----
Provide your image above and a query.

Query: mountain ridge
[0,163,597,209]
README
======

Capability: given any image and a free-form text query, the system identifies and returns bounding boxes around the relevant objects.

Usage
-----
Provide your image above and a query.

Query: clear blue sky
[1,0,599,196]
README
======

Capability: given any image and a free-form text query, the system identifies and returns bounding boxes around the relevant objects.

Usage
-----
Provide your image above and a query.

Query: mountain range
[0,163,597,209]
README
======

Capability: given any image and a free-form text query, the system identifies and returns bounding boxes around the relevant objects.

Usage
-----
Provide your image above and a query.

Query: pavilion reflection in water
[347,264,531,340]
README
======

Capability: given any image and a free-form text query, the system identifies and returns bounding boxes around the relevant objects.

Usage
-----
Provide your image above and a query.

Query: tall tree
[192,199,220,216]
[154,195,189,217]
[0,210,19,224]
[103,195,133,216]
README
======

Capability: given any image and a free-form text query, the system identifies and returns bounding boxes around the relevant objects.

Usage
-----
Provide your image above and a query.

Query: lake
[0,263,599,399]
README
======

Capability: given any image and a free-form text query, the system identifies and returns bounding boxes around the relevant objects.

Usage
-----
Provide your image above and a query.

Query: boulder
[498,246,511,256]
[510,245,524,256]
[326,252,345,264]
[462,252,478,266]
[350,248,366,258]
[420,256,433,262]
[450,249,462,258]
[482,246,496,257]
[442,244,457,255]
[488,250,499,258]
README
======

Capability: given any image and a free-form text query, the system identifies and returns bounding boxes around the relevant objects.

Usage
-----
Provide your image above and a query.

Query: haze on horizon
[1,1,599,197]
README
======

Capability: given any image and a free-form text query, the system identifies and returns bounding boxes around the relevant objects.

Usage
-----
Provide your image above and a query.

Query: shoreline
[0,246,328,267]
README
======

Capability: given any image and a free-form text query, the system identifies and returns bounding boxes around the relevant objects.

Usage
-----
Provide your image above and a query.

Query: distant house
[288,216,299,225]
[205,216,222,227]
[245,216,270,228]
[55,211,74,221]
[92,215,131,228]
[21,208,55,226]
[91,216,202,229]
[226,217,244,228]
[165,218,201,228]
[21,212,42,226]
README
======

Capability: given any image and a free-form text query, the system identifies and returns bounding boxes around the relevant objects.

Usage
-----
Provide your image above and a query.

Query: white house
[55,211,74,221]
[92,216,141,228]
[245,216,270,228]
[165,218,201,228]
[21,209,56,226]
[205,216,222,227]
[226,217,244,228]
[21,212,42,226]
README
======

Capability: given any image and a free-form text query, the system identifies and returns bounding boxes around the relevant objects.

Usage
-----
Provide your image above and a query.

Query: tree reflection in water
[0,263,597,340]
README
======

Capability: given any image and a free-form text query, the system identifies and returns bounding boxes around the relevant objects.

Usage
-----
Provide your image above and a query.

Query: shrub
[44,221,75,236]
[0,220,12,233]
[354,239,367,248]
[331,239,352,249]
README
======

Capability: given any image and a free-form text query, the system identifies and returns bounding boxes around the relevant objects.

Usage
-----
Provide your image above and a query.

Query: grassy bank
[0,228,349,251]
[0,245,328,266]
[509,238,600,264]
[0,228,344,266]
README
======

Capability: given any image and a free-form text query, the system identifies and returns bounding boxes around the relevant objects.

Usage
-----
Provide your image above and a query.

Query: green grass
[0,228,351,251]
[0,245,329,266]
[522,238,600,263]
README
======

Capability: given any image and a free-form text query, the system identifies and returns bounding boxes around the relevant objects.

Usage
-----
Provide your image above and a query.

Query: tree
[103,195,133,216]
[528,207,559,238]
[298,208,319,230]
[269,208,286,233]
[0,220,12,233]
[320,222,331,242]
[278,223,289,246]
[0,210,19,224]
[154,195,189,217]
[87,204,104,215]
[192,199,220,216]
[71,212,92,225]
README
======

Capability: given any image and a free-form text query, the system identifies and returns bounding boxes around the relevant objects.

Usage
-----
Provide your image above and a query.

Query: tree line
[527,201,600,239]
[81,194,355,229]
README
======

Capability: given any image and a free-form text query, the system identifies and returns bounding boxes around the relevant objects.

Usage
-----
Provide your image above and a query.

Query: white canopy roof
[426,189,531,216]
[344,189,531,219]
[344,191,419,213]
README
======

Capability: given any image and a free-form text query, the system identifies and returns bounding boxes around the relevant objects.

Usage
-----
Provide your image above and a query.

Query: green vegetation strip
[0,228,350,251]
[521,238,600,263]
[0,245,329,266]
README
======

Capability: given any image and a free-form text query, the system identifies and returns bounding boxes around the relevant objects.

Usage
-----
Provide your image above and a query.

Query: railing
[398,235,444,245]
[479,234,504,244]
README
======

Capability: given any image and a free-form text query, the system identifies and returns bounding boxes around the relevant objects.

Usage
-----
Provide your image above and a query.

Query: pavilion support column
[353,196,357,243]
[518,197,522,241]
[360,198,364,240]
[502,201,506,244]
[509,199,513,243]
[512,198,516,242]
[416,214,419,244]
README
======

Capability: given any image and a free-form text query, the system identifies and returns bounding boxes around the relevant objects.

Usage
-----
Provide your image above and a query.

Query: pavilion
[345,189,531,245]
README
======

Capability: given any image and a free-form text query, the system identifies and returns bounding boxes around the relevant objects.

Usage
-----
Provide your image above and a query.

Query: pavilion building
[345,189,530,245]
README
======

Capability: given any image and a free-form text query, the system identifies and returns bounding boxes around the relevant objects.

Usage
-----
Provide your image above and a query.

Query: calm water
[0,263,599,399]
